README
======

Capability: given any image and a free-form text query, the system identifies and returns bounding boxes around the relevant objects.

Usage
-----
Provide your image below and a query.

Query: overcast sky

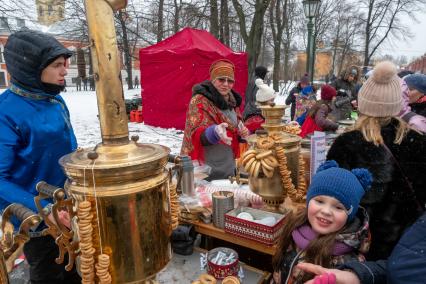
[379,9,426,61]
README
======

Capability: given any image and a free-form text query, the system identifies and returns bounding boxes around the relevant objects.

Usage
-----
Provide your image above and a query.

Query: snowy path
[61,88,184,154]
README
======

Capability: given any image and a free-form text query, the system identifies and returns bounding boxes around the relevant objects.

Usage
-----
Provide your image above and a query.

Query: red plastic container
[207,247,239,279]
[135,110,143,123]
[130,110,137,122]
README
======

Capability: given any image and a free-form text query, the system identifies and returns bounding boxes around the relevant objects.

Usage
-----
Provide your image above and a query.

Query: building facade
[407,54,426,74]
[36,0,65,26]
[0,20,141,88]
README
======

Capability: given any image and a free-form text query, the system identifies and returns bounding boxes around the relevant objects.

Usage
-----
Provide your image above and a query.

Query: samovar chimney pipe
[85,0,129,145]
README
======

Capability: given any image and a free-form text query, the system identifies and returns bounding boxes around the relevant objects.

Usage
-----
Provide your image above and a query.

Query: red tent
[139,27,248,130]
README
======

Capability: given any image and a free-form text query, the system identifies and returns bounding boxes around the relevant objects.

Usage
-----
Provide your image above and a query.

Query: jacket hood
[4,30,72,94]
[192,80,242,110]
[336,207,370,253]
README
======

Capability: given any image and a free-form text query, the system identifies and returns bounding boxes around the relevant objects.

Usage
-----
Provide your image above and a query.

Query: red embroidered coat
[181,94,242,162]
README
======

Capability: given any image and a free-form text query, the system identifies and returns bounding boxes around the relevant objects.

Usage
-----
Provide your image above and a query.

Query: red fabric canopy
[139,27,248,130]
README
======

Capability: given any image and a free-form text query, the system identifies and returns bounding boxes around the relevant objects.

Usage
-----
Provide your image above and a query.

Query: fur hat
[209,59,235,81]
[306,160,372,222]
[255,78,276,102]
[320,84,337,101]
[357,61,402,117]
[404,74,426,95]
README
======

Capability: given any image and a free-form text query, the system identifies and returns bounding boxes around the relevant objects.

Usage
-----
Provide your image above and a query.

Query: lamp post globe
[302,0,321,84]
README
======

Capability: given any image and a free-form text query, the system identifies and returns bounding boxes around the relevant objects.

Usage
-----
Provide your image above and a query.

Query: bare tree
[219,0,230,45]
[361,0,425,66]
[330,1,363,75]
[282,0,299,82]
[157,0,165,42]
[210,0,219,37]
[172,0,183,33]
[117,10,134,89]
[269,0,287,90]
[231,0,272,75]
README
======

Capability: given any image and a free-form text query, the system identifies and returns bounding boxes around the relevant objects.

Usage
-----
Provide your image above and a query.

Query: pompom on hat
[255,78,276,102]
[306,160,372,222]
[209,59,235,81]
[357,61,402,117]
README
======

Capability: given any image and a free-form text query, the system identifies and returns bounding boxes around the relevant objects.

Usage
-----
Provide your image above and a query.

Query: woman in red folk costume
[181,59,249,180]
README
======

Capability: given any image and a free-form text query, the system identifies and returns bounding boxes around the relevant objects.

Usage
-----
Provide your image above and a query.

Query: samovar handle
[34,181,77,271]
[1,203,42,274]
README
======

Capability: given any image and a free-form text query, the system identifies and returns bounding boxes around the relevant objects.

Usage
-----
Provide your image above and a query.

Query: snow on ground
[61,86,184,154]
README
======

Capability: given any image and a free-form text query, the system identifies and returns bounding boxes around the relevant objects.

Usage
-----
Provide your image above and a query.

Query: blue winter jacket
[0,87,77,215]
[387,212,426,283]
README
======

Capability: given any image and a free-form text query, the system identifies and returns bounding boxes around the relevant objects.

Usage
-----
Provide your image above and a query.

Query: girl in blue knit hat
[272,160,372,284]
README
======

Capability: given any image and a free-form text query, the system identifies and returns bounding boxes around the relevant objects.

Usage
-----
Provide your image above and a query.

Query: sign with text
[310,131,326,181]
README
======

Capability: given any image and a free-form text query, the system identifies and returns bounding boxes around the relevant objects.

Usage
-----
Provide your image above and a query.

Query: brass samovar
[243,104,306,212]
[58,0,172,282]
[1,0,173,283]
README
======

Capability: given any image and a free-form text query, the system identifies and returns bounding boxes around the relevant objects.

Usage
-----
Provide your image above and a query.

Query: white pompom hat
[255,79,276,103]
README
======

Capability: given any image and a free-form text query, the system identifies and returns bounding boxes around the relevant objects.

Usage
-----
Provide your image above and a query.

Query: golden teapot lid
[59,138,170,183]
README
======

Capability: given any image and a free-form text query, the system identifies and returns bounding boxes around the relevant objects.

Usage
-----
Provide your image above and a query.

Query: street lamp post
[303,0,321,84]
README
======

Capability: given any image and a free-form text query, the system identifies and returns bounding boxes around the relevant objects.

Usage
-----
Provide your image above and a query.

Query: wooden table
[184,220,277,256]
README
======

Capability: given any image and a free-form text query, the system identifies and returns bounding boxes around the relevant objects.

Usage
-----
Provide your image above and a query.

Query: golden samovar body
[60,143,172,283]
[247,134,300,206]
[244,104,302,210]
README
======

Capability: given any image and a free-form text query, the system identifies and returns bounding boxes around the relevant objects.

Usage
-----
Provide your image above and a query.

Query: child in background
[299,84,338,138]
[272,160,372,284]
[244,78,276,133]
[294,85,317,125]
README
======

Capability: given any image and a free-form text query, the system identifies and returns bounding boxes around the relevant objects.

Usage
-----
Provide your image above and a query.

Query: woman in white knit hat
[325,61,426,264]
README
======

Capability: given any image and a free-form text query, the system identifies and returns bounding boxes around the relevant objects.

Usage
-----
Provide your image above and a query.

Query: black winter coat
[243,76,262,120]
[410,100,426,118]
[285,85,302,120]
[327,119,426,261]
[329,78,356,121]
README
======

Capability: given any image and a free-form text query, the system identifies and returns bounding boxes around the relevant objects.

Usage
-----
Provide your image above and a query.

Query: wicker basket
[224,207,287,246]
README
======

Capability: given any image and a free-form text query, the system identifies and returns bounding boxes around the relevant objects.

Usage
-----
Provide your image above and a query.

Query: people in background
[83,76,88,91]
[286,74,310,120]
[294,85,317,125]
[243,77,276,133]
[404,73,426,118]
[242,66,268,131]
[326,61,426,261]
[300,84,338,138]
[180,59,249,180]
[272,160,372,284]
[76,76,82,91]
[1,30,80,284]
[396,70,426,133]
[134,75,140,89]
[89,75,95,91]
[330,66,360,121]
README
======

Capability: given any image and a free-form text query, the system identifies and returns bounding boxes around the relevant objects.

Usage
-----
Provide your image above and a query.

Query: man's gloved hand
[215,123,232,145]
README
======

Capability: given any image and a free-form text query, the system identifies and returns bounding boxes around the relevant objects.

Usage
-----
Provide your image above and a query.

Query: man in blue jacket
[0,30,80,283]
